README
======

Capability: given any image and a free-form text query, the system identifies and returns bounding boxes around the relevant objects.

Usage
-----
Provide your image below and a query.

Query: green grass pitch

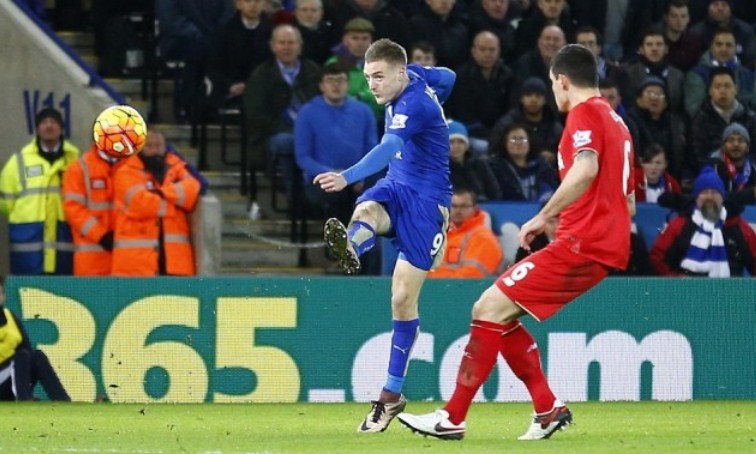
[1,401,754,453]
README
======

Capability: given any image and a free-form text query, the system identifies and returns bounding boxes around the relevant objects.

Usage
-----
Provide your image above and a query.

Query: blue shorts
[357,179,449,271]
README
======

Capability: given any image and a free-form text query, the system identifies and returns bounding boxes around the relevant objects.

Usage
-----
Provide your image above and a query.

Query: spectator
[447,120,502,201]
[325,18,382,120]
[689,0,756,68]
[243,24,320,219]
[488,123,558,202]
[684,27,756,117]
[447,30,514,154]
[294,0,339,64]
[634,143,683,203]
[512,25,566,110]
[574,26,630,94]
[409,41,437,66]
[62,142,123,276]
[627,76,689,182]
[294,63,378,224]
[427,188,503,278]
[0,108,78,275]
[708,123,756,204]
[155,0,235,121]
[205,0,273,110]
[661,0,707,72]
[622,27,685,115]
[467,0,518,62]
[488,76,563,166]
[112,131,201,276]
[324,0,412,47]
[689,66,756,171]
[650,168,756,276]
[514,0,575,57]
[409,0,470,69]
[0,276,71,402]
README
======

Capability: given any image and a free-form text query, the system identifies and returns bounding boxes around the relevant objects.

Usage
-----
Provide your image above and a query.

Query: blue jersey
[383,71,452,206]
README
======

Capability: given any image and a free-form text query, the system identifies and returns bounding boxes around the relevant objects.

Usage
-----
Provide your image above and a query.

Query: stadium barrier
[4,276,754,403]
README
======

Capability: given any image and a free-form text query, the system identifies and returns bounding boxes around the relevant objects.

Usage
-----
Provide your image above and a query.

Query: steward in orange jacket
[62,145,123,275]
[428,189,502,279]
[112,132,200,276]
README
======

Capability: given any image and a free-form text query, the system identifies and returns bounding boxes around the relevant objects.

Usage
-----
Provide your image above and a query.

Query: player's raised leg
[324,201,389,275]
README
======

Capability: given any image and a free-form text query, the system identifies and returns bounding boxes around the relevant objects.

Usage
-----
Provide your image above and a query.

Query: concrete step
[222,218,324,239]
[220,265,331,276]
[57,31,94,52]
[221,238,329,269]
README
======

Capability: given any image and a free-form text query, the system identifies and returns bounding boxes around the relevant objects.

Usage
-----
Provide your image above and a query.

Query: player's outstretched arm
[313,134,404,192]
[407,64,456,104]
[518,150,598,249]
[343,134,403,182]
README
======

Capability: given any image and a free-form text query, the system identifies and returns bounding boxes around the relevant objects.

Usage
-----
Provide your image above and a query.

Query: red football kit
[496,96,634,321]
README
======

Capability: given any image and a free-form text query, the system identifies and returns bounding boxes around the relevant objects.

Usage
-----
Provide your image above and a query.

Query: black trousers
[0,349,71,401]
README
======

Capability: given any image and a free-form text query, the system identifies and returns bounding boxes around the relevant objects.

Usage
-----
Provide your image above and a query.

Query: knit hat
[693,167,727,199]
[521,77,547,96]
[722,122,750,145]
[35,107,63,128]
[637,76,668,98]
[448,120,469,144]
[343,17,375,34]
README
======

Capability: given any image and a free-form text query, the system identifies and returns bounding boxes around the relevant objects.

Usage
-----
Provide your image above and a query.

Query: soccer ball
[92,105,147,159]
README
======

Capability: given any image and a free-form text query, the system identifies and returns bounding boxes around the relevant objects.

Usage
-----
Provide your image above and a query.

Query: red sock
[499,322,556,414]
[444,320,506,425]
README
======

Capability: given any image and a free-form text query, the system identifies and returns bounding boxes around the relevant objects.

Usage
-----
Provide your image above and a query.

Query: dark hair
[409,40,436,57]
[708,66,737,90]
[575,25,602,46]
[550,44,598,88]
[365,38,407,66]
[712,25,737,42]
[640,143,667,163]
[598,77,619,90]
[640,26,669,47]
[319,62,348,81]
[665,0,689,14]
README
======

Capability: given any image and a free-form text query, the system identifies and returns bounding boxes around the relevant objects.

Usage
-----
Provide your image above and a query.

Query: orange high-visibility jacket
[62,146,121,275]
[428,209,503,279]
[112,152,200,276]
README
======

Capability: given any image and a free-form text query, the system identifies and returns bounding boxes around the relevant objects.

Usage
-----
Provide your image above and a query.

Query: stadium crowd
[4,0,756,277]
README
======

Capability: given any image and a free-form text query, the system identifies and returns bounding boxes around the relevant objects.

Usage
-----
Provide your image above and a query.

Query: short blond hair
[365,38,407,66]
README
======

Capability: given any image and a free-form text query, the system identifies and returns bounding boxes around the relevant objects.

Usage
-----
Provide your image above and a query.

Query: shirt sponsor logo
[389,114,408,129]
[26,165,43,178]
[572,130,592,149]
[91,179,107,189]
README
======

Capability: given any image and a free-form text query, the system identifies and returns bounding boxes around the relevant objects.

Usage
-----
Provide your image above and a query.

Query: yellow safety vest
[0,308,23,364]
[0,139,79,274]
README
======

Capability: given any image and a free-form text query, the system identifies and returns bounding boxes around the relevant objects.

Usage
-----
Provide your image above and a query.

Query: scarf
[723,153,752,191]
[680,208,730,277]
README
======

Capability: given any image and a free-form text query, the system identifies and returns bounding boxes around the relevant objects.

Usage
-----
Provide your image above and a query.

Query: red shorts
[495,238,610,321]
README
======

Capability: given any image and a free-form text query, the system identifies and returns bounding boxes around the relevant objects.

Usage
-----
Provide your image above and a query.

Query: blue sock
[385,319,420,394]
[347,221,376,257]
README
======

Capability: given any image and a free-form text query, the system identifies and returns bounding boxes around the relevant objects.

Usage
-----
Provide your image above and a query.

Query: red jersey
[557,96,634,269]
